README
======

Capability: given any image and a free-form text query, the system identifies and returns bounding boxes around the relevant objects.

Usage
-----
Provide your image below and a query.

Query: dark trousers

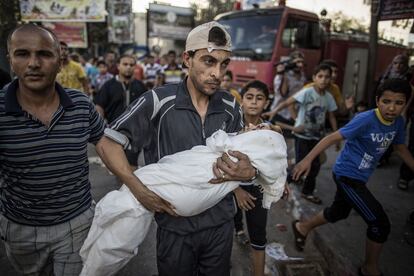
[400,121,414,181]
[233,185,268,250]
[324,173,390,243]
[156,221,233,276]
[295,137,320,195]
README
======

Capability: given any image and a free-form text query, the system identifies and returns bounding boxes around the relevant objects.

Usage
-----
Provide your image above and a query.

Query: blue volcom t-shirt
[333,109,405,182]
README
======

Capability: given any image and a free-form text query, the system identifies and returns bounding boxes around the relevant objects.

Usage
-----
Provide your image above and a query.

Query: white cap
[185,21,232,53]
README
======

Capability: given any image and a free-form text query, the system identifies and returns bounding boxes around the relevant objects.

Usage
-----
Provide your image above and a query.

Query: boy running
[265,64,338,204]
[291,79,414,276]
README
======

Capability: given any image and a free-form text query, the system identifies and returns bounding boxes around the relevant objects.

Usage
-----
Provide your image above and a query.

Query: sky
[132,0,369,23]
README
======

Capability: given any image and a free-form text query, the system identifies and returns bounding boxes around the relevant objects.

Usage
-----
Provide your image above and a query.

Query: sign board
[380,0,414,21]
[20,0,106,22]
[108,0,134,44]
[43,22,88,48]
[148,3,194,40]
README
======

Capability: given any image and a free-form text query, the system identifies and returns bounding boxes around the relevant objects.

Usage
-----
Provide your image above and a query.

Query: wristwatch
[243,167,259,183]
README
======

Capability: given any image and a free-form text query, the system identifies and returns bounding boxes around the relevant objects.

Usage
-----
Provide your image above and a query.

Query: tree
[330,11,368,33]
[191,0,236,25]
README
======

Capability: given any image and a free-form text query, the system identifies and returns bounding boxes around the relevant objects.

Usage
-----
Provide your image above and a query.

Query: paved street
[1,145,413,276]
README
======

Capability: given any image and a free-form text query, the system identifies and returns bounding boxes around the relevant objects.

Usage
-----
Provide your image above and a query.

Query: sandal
[358,266,383,276]
[301,194,322,205]
[292,220,306,251]
[398,179,408,190]
[235,231,249,245]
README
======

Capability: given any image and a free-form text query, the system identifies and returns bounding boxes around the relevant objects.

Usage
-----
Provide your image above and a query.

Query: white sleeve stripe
[151,91,176,120]
[157,104,175,159]
[225,109,234,122]
[111,96,146,130]
[104,128,130,149]
[222,98,236,109]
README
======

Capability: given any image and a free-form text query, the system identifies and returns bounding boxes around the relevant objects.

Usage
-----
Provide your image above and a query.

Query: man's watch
[243,167,259,183]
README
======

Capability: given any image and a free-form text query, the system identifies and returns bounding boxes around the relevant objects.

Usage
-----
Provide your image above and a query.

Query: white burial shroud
[80,129,287,276]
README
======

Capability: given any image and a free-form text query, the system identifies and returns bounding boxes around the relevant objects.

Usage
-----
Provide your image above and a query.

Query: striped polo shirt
[0,80,105,226]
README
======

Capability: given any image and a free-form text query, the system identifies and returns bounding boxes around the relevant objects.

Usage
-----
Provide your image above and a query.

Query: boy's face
[331,67,338,83]
[220,75,232,90]
[312,69,331,90]
[98,64,107,74]
[376,90,407,122]
[241,88,269,117]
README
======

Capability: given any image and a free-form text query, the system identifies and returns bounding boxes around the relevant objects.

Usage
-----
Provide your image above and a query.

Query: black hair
[320,59,338,69]
[240,80,269,99]
[168,50,176,56]
[208,26,228,47]
[97,60,107,67]
[224,70,233,80]
[7,23,60,53]
[313,63,332,76]
[117,54,136,64]
[60,41,68,47]
[376,78,412,100]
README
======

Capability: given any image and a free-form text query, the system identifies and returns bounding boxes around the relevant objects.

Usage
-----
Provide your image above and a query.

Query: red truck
[215,5,407,102]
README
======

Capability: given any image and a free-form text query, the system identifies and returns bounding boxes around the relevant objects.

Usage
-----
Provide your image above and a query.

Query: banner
[108,0,134,44]
[20,0,106,22]
[43,22,88,48]
[380,0,414,21]
[148,3,194,40]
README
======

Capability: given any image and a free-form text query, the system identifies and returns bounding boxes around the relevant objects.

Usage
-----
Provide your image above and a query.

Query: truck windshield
[218,14,281,61]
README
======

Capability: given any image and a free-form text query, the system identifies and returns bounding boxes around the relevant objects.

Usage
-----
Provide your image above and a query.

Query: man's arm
[96,105,105,118]
[292,131,344,180]
[96,136,177,215]
[394,144,414,171]
[81,78,90,95]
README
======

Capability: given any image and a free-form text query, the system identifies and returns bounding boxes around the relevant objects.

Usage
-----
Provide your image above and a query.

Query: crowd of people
[0,20,414,276]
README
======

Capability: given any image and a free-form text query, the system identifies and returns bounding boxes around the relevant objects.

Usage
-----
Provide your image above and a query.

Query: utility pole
[366,0,381,108]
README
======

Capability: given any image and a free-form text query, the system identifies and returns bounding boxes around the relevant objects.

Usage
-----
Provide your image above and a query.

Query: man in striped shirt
[0,24,105,275]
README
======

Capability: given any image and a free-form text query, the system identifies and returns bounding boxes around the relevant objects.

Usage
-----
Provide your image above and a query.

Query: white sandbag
[80,129,287,276]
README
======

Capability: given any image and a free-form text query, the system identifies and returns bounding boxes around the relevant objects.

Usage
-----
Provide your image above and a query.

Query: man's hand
[292,158,311,182]
[209,150,256,184]
[134,184,178,216]
[234,187,256,211]
[345,96,355,110]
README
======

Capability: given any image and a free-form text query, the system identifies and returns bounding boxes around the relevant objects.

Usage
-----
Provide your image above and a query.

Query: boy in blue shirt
[266,64,338,204]
[291,79,414,276]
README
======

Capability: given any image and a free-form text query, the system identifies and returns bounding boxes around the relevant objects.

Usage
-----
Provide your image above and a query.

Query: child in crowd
[291,79,414,276]
[221,70,242,103]
[93,61,113,91]
[266,64,338,204]
[233,80,287,276]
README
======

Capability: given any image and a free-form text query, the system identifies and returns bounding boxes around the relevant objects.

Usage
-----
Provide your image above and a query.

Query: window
[282,17,322,49]
[219,13,281,61]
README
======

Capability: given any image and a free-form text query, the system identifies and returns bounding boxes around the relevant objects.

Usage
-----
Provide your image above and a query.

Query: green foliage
[191,0,236,25]
[330,11,368,33]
